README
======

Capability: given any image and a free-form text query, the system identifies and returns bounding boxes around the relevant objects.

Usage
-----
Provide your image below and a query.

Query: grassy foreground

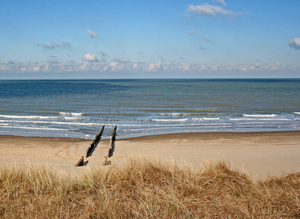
[1,159,300,218]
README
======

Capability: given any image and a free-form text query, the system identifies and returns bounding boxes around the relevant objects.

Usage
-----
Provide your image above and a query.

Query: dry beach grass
[1,158,300,218]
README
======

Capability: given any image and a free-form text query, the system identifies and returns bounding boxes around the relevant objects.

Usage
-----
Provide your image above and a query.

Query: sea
[0,79,299,139]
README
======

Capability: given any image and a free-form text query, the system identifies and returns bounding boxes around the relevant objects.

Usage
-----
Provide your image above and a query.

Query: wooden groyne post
[86,125,105,158]
[103,126,117,166]
[75,156,85,167]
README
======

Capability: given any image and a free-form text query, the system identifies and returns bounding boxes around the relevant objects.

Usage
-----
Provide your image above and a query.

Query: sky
[0,0,300,79]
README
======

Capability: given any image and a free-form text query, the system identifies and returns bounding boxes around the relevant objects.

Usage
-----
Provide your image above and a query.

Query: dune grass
[1,158,300,218]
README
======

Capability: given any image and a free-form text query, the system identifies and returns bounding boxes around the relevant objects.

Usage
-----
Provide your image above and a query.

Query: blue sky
[0,0,300,78]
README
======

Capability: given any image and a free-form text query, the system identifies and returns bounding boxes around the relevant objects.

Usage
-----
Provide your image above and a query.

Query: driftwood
[75,156,85,167]
[86,125,105,158]
[103,126,117,166]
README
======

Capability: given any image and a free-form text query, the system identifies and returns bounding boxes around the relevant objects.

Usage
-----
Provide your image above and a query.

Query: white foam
[0,125,67,131]
[0,115,56,119]
[242,114,277,117]
[191,117,220,121]
[59,112,84,116]
[294,112,300,115]
[230,118,289,121]
[151,118,189,122]
[203,117,221,120]
[171,113,183,116]
[0,120,99,126]
[0,114,81,120]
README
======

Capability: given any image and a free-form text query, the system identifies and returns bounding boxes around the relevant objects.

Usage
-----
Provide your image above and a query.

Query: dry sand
[1,131,300,179]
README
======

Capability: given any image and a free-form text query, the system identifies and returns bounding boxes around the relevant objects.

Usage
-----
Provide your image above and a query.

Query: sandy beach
[1,131,300,179]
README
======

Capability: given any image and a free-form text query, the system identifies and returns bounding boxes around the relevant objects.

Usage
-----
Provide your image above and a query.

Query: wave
[203,117,220,121]
[242,114,277,118]
[191,118,221,121]
[0,114,82,120]
[0,120,100,126]
[230,118,289,121]
[143,109,218,113]
[58,112,84,116]
[0,125,68,131]
[151,118,189,122]
[294,112,300,115]
[159,113,198,116]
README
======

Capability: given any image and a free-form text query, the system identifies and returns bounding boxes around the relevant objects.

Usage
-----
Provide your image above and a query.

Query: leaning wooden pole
[103,126,117,166]
[86,125,105,158]
[75,156,85,167]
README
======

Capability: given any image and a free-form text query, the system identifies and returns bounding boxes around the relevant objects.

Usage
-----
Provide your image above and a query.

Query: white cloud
[186,3,241,17]
[288,37,300,50]
[82,53,99,62]
[113,58,131,63]
[1,61,299,75]
[188,30,198,34]
[86,30,98,38]
[216,0,226,6]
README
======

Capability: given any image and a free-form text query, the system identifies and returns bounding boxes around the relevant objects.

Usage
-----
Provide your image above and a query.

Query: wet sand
[1,131,300,179]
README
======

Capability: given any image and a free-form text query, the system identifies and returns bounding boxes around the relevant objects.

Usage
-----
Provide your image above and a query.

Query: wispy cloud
[59,40,71,47]
[216,0,226,6]
[37,40,71,49]
[288,37,300,50]
[98,51,107,56]
[199,46,205,50]
[201,37,210,42]
[86,30,98,38]
[113,58,131,63]
[82,53,99,62]
[188,30,198,35]
[48,59,58,64]
[37,42,60,49]
[185,3,242,17]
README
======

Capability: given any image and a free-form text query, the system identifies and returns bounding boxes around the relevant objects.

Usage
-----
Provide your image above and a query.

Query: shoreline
[1,130,300,179]
[1,129,300,141]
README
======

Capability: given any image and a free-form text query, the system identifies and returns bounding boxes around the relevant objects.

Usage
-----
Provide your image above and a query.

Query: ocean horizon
[0,78,300,139]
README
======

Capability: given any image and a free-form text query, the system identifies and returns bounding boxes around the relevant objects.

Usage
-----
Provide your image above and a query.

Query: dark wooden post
[86,125,105,158]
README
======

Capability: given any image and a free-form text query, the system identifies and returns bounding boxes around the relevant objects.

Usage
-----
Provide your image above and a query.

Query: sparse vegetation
[1,158,300,218]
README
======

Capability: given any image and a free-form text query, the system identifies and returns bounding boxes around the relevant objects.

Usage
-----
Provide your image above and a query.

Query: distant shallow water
[0,79,300,139]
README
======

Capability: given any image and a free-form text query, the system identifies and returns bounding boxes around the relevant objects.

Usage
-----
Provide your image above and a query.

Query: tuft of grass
[1,158,300,218]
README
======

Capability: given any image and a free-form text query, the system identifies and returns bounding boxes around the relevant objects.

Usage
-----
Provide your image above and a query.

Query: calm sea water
[0,79,299,139]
